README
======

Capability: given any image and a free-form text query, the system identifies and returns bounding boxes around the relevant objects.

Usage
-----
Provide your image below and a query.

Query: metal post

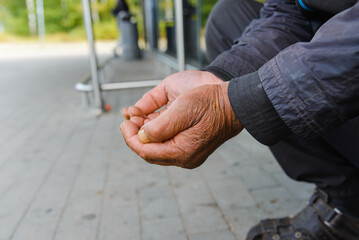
[174,0,185,72]
[36,0,46,43]
[26,0,37,36]
[81,0,103,112]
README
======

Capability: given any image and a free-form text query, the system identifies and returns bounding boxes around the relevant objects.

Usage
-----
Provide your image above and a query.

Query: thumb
[138,98,193,143]
[135,82,167,115]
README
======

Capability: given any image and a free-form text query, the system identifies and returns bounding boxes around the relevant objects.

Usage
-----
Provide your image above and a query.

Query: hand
[120,82,243,169]
[122,70,223,120]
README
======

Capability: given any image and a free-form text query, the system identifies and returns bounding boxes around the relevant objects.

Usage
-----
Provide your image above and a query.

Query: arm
[228,1,359,145]
[257,2,359,143]
[209,0,359,145]
[206,0,314,80]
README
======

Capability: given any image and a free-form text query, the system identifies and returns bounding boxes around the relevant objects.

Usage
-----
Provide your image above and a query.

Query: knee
[205,0,262,61]
[204,0,242,61]
[205,0,235,32]
[205,0,231,61]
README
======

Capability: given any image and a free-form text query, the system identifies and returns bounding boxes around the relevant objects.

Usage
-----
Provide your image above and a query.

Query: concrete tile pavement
[0,44,314,240]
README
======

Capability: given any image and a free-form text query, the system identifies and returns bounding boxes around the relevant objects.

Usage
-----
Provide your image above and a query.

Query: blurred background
[0,0,217,66]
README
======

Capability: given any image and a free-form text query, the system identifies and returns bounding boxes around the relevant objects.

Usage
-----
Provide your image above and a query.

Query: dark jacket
[207,0,359,145]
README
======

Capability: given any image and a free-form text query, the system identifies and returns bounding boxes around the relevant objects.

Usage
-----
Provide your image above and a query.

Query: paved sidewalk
[0,43,314,240]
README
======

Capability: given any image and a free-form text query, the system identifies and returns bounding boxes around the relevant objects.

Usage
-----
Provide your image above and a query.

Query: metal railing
[77,0,186,113]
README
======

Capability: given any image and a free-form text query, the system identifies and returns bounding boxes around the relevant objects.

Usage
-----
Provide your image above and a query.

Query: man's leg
[205,0,262,61]
[270,117,359,214]
[248,120,359,240]
[205,0,359,238]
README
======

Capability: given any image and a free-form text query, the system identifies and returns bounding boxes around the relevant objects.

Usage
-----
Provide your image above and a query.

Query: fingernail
[121,109,130,120]
[138,129,151,144]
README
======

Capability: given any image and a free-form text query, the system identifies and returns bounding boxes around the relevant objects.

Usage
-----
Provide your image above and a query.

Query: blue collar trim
[298,0,313,11]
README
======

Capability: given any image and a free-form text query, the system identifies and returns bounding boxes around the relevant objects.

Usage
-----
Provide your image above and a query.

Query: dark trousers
[205,0,359,198]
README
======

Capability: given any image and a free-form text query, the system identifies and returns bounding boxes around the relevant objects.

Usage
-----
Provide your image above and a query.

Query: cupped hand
[122,70,223,120]
[120,82,243,169]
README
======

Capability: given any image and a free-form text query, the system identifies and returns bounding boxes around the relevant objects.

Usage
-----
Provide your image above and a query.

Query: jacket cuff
[228,72,291,145]
[203,66,234,81]
[207,51,259,79]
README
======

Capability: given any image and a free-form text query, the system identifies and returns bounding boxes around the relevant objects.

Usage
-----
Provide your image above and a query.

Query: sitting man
[121,0,359,239]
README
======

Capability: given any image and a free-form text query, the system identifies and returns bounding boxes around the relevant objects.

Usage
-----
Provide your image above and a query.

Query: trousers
[205,0,359,198]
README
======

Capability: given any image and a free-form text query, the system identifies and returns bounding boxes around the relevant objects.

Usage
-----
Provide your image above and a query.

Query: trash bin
[114,12,142,60]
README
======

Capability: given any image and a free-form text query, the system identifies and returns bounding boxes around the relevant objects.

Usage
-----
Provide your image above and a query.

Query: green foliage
[0,0,121,39]
[0,0,30,35]
[44,0,82,33]
[93,19,118,39]
[0,0,221,41]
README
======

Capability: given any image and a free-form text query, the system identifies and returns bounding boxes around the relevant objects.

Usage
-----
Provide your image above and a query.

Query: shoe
[246,189,359,240]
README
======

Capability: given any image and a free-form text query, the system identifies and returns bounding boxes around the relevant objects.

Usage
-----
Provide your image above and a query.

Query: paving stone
[167,166,229,235]
[224,207,266,240]
[142,217,187,240]
[98,203,141,240]
[233,165,279,190]
[0,45,318,240]
[250,187,308,218]
[181,203,229,235]
[11,117,97,240]
[0,202,29,239]
[231,131,275,163]
[140,183,180,220]
[271,171,314,201]
[168,168,213,204]
[0,93,60,166]
[260,161,283,173]
[8,215,59,240]
[0,115,51,167]
[217,140,255,166]
[167,166,202,185]
[199,152,238,180]
[102,170,138,206]
[53,113,117,240]
[103,136,139,207]
[0,103,85,239]
[0,98,78,200]
[142,195,180,220]
[138,163,169,188]
[207,178,255,210]
[168,169,216,213]
[190,230,237,240]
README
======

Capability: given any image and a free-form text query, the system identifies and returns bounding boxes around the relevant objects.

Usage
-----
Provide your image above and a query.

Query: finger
[130,116,145,129]
[135,82,167,115]
[128,106,146,119]
[147,112,161,120]
[147,107,167,120]
[122,106,147,120]
[143,108,166,125]
[121,107,130,120]
[120,120,179,165]
[142,97,194,143]
[120,120,139,140]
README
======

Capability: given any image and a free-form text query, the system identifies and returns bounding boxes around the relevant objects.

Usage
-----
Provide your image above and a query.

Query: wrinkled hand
[122,70,223,121]
[120,82,243,169]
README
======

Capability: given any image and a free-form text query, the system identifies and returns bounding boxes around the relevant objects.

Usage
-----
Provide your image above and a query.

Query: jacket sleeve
[258,2,359,143]
[206,0,314,80]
